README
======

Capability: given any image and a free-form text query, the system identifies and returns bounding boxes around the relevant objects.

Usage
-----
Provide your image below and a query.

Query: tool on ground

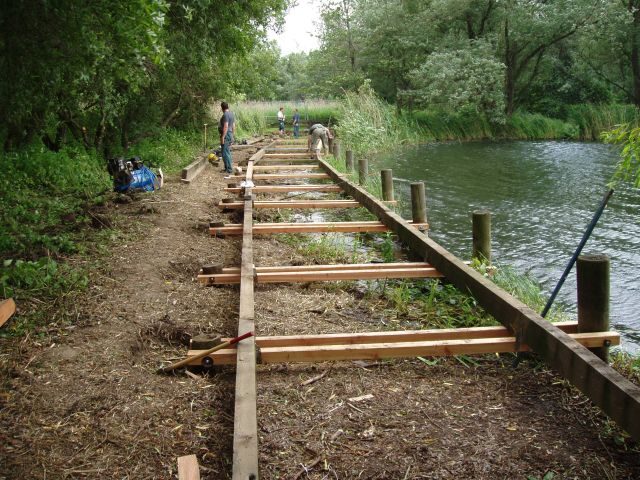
[540,188,614,318]
[158,331,254,373]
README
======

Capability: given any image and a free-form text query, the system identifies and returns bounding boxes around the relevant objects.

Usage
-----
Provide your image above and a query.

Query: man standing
[292,109,300,138]
[307,123,331,155]
[219,101,235,174]
[277,107,285,136]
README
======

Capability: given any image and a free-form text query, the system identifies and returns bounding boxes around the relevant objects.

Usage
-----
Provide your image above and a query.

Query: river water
[374,141,640,352]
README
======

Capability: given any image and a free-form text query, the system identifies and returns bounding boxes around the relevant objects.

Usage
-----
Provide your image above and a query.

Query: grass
[566,104,640,141]
[222,100,341,138]
[0,129,202,337]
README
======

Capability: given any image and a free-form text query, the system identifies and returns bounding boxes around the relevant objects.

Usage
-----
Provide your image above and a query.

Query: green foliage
[336,81,422,155]
[0,142,110,258]
[406,42,507,124]
[126,128,201,174]
[602,122,640,187]
[0,258,87,301]
[569,104,640,141]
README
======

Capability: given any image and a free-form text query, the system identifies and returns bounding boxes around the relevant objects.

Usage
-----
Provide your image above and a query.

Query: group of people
[216,102,333,174]
[277,106,302,138]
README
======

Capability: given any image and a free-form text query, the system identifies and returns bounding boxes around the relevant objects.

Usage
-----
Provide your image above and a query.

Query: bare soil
[1,143,638,479]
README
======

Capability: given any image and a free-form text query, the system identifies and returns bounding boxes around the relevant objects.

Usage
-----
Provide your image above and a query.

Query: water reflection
[375,141,640,352]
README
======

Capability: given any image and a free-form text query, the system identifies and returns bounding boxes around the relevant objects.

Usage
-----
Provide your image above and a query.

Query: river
[373,141,640,352]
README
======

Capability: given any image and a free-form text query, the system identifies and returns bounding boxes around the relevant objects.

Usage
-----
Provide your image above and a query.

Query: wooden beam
[318,155,640,441]
[199,264,443,284]
[225,173,330,182]
[224,185,342,194]
[264,153,314,158]
[211,220,429,235]
[232,160,259,479]
[252,165,320,171]
[185,331,620,366]
[225,322,582,347]
[178,455,200,480]
[0,298,16,328]
[219,200,398,210]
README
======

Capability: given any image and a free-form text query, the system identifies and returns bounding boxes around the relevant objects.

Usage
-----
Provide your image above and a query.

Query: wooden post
[410,182,427,224]
[381,169,394,201]
[358,158,368,185]
[327,135,334,155]
[333,140,341,160]
[472,210,491,264]
[346,150,354,171]
[577,254,610,362]
[203,124,208,151]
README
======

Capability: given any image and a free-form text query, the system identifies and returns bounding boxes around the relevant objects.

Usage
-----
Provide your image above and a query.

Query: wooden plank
[220,200,398,210]
[178,454,200,480]
[185,331,619,366]
[252,165,320,171]
[181,157,208,183]
[232,158,259,479]
[199,266,442,284]
[0,298,16,328]
[225,173,330,181]
[224,185,342,194]
[236,322,582,347]
[217,262,432,274]
[264,153,314,158]
[318,155,640,441]
[211,220,429,235]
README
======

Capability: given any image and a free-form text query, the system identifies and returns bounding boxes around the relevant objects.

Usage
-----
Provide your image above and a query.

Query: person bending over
[307,123,331,155]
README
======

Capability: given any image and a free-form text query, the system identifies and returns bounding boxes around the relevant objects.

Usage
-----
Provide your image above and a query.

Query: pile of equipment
[107,156,163,192]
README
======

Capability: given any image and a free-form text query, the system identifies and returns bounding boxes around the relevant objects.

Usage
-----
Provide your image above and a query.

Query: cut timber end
[0,298,16,328]
[177,455,200,480]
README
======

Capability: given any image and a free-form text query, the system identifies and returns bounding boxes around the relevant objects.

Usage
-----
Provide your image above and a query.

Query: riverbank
[1,143,639,477]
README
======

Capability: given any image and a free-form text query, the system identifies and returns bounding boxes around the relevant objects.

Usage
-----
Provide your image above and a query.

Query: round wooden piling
[577,254,610,361]
[358,158,369,185]
[381,169,394,201]
[333,140,341,160]
[346,150,354,171]
[410,182,427,223]
[472,210,491,264]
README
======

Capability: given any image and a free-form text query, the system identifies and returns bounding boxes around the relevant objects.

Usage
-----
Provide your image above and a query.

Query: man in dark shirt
[292,109,300,138]
[219,101,235,174]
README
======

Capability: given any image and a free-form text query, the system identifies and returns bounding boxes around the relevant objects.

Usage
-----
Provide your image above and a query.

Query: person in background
[292,108,300,138]
[277,106,285,135]
[219,101,235,174]
[307,123,331,155]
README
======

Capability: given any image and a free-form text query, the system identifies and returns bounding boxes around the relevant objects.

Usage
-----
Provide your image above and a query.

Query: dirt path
[1,145,639,479]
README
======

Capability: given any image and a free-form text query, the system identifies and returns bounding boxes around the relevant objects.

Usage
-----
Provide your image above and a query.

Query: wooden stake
[346,150,354,171]
[472,210,491,264]
[333,140,341,160]
[381,169,394,201]
[410,182,427,224]
[358,158,368,185]
[577,254,610,361]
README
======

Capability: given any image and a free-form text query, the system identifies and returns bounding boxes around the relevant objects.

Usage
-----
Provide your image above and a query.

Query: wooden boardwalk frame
[205,138,638,480]
[317,153,640,441]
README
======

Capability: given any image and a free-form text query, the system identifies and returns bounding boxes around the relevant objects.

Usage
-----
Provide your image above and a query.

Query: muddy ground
[1,142,638,479]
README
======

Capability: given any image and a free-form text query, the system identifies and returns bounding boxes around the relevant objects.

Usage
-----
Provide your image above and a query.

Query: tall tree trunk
[632,6,640,106]
[504,19,515,115]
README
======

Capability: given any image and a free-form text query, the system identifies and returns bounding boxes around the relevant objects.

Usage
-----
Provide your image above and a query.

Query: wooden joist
[185,331,620,366]
[264,153,314,158]
[177,455,200,480]
[210,220,429,235]
[198,262,442,284]
[252,164,320,171]
[219,200,398,210]
[224,185,342,194]
[318,155,640,441]
[225,173,330,182]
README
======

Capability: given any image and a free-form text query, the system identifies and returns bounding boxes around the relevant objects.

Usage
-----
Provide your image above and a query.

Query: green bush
[565,104,640,141]
[126,129,201,174]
